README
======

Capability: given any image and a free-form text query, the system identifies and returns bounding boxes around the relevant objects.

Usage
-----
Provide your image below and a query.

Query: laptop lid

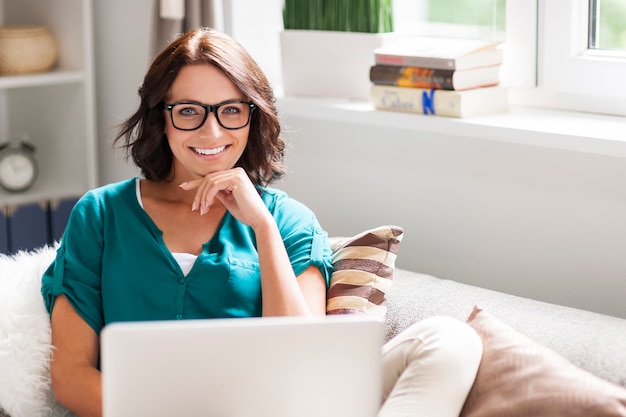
[101,315,384,417]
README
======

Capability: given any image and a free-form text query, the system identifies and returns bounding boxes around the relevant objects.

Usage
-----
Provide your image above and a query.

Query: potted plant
[280,0,398,101]
[282,0,393,33]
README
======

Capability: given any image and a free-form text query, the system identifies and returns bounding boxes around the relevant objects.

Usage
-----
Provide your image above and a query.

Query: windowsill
[277,95,626,159]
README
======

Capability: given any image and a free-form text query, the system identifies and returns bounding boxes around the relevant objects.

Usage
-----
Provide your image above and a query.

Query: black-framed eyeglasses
[163,101,256,131]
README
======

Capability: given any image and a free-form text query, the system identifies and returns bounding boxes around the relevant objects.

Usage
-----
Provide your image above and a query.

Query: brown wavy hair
[114,27,285,186]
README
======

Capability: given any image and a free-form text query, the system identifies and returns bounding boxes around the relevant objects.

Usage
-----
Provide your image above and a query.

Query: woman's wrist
[251,211,277,235]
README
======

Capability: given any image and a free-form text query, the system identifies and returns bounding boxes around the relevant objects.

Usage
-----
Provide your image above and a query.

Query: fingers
[179,168,250,215]
[178,178,207,212]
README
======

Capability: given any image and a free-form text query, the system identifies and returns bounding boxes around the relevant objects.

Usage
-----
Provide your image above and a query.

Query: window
[535,0,626,116]
[394,0,505,40]
[393,0,626,116]
[225,0,626,117]
[589,0,626,50]
[391,0,536,93]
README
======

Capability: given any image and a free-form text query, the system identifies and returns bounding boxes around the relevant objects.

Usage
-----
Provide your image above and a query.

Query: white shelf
[0,69,84,89]
[0,0,96,209]
[0,183,88,207]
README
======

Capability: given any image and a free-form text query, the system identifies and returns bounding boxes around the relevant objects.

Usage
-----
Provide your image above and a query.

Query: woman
[42,28,481,417]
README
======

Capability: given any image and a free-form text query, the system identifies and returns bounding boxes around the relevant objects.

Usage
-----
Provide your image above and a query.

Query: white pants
[379,316,483,417]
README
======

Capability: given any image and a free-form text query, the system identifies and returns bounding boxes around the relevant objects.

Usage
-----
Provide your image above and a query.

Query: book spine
[370,85,462,117]
[369,65,455,89]
[374,53,456,70]
[7,202,49,253]
[0,208,8,253]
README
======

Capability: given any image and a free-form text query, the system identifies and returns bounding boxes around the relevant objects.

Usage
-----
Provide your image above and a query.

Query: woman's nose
[198,111,223,137]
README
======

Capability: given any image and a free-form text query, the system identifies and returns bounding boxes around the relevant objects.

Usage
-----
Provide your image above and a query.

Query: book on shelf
[370,84,508,118]
[374,36,503,71]
[369,64,501,91]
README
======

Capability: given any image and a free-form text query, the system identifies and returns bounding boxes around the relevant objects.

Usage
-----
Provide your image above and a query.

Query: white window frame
[511,0,626,116]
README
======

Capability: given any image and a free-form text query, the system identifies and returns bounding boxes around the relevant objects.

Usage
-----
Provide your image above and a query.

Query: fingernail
[191,200,198,211]
[200,201,208,216]
[179,182,188,188]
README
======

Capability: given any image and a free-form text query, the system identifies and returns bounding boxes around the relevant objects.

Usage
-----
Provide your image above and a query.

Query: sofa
[1,225,626,417]
[388,266,626,388]
[387,268,626,415]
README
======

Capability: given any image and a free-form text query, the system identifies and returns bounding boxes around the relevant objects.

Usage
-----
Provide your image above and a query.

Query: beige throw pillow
[461,305,626,417]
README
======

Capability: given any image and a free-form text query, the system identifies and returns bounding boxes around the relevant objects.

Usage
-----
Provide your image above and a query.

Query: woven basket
[0,25,58,74]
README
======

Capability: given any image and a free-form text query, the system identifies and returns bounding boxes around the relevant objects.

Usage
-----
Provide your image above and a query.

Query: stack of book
[369,37,508,118]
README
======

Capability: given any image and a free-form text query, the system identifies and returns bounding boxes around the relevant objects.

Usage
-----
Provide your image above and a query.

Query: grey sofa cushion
[385,268,626,388]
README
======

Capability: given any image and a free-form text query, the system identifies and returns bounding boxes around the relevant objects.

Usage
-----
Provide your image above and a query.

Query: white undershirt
[135,178,198,276]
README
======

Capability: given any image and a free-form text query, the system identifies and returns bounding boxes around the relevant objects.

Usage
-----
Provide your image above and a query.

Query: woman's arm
[180,168,328,316]
[50,295,102,417]
[253,216,327,316]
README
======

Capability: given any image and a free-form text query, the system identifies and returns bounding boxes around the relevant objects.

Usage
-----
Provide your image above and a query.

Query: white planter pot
[280,30,399,101]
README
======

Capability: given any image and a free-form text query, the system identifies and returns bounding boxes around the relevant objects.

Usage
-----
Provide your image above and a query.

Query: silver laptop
[101,315,384,417]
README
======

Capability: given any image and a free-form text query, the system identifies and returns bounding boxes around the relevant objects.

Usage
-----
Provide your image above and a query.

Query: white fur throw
[0,244,72,417]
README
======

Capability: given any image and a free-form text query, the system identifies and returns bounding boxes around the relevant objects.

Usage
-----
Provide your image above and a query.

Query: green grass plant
[283,0,393,33]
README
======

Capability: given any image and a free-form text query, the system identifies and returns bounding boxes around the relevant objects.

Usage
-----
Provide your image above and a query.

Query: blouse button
[179,278,185,285]
[176,314,183,320]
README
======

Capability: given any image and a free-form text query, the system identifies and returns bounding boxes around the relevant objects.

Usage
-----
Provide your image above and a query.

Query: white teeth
[193,146,226,155]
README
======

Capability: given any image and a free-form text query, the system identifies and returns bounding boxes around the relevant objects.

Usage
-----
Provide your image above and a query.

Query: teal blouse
[41,178,333,335]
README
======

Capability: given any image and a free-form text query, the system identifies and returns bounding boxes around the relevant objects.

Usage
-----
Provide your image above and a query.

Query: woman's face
[164,64,250,181]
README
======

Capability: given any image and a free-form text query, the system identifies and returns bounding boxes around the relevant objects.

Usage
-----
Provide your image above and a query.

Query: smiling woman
[40,27,334,416]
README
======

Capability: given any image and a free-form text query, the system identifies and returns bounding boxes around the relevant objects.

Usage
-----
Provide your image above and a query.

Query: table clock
[0,138,38,192]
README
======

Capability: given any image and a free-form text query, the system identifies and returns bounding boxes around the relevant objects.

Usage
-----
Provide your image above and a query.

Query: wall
[93,0,150,184]
[277,113,626,319]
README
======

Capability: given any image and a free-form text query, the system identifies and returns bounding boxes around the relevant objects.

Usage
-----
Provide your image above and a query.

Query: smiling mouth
[192,145,227,156]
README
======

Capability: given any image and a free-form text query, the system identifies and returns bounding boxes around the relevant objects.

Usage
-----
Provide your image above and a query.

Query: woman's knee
[386,316,483,364]
[380,317,483,417]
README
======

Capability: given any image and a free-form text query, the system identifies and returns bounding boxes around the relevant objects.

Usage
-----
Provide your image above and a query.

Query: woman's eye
[221,105,241,116]
[178,106,200,117]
